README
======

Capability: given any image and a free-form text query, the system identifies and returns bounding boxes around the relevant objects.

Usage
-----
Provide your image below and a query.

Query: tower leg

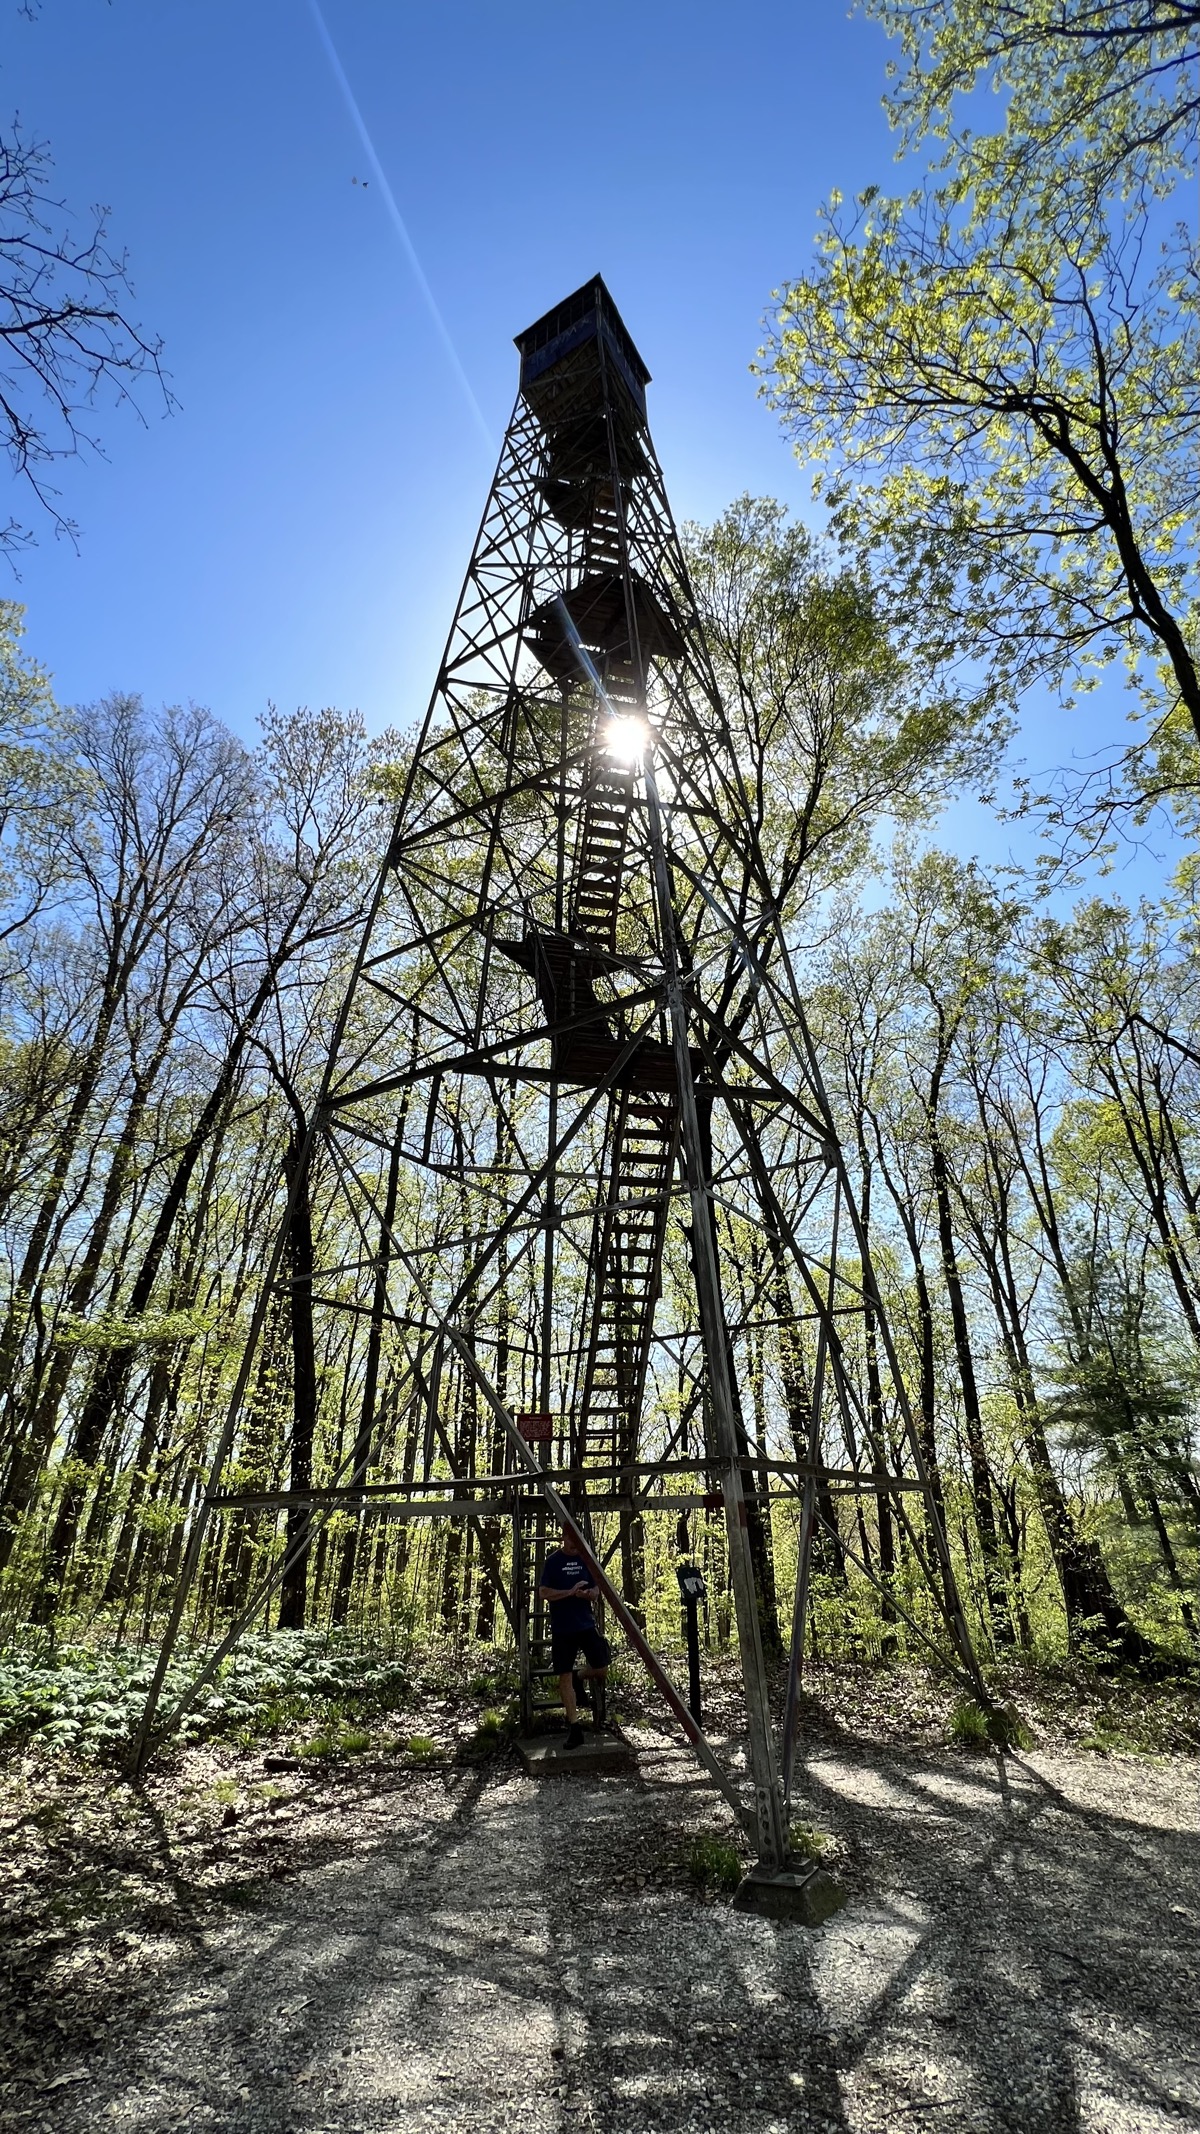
[515,1506,533,1736]
[782,1175,841,1808]
[643,757,789,1871]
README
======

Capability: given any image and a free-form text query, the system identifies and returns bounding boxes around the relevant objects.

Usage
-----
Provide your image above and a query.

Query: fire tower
[136,278,991,1887]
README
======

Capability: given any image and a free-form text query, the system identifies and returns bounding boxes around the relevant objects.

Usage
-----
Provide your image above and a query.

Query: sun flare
[603,715,650,766]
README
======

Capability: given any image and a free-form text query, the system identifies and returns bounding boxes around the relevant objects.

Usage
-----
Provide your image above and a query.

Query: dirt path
[4,1726,1197,2134]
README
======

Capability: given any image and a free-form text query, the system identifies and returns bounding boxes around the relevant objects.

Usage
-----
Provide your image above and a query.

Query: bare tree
[0,121,170,554]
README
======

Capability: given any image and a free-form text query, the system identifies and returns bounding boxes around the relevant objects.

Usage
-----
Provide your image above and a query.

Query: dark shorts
[550,1626,611,1675]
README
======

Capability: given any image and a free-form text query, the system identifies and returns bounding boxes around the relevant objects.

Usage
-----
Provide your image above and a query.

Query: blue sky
[1,1,1170,893]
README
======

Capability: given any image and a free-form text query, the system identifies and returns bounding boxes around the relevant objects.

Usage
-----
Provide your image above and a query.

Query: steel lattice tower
[137,279,991,1877]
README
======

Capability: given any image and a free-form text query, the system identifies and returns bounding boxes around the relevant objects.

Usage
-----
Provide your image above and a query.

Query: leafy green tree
[869,0,1199,207]
[1035,896,1200,1350]
[682,498,1008,900]
[0,599,79,937]
[1042,1237,1200,1639]
[761,1,1199,765]
[677,501,1009,1651]
[763,194,1197,746]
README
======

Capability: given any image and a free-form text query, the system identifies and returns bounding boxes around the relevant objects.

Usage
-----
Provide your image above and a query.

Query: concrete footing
[516,1730,636,1778]
[732,1862,846,1925]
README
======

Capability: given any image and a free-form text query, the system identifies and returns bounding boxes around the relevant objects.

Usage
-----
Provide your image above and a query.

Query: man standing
[538,1523,611,1750]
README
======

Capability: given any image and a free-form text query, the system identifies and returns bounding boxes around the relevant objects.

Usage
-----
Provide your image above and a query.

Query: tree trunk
[989,1268,1146,1657]
[331,1131,403,1624]
[694,1097,778,1657]
[856,1140,898,1654]
[54,924,319,1523]
[927,1098,1015,1649]
[277,1125,317,1630]
[0,960,126,1443]
[1001,1097,1155,1660]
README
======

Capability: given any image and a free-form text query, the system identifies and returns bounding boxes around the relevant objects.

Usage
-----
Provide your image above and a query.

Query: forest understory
[2,1653,1198,2134]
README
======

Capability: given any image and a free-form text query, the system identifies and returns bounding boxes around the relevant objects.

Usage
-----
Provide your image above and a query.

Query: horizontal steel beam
[210,1454,926,1504]
[210,1477,924,1514]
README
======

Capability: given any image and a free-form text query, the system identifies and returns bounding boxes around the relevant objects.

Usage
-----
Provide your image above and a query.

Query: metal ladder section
[565,461,652,957]
[565,655,679,1480]
[567,635,642,955]
[514,1494,555,1733]
[573,1089,679,1475]
[514,1492,607,1735]
[583,493,623,575]
[568,756,635,952]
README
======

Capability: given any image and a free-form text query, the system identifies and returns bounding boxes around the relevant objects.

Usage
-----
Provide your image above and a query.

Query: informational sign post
[675,1561,707,1723]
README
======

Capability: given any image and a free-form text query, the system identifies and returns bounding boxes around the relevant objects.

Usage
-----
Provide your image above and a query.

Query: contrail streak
[306,0,495,455]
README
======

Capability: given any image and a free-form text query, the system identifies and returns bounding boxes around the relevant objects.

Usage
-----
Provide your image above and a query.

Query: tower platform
[516,1729,637,1778]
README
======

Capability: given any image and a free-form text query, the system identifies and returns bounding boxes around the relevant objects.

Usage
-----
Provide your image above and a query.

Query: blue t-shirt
[541,1547,596,1634]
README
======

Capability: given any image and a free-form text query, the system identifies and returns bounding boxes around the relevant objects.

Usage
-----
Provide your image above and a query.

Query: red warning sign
[516,1411,555,1443]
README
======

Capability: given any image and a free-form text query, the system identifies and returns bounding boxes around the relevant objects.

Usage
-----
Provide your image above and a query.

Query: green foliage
[789,1821,832,1862]
[986,1701,1035,1751]
[946,1696,1033,1751]
[460,1706,513,1758]
[686,1834,743,1892]
[683,497,1008,891]
[1078,1717,1150,1755]
[0,599,55,730]
[1044,1244,1199,1494]
[867,0,1199,210]
[763,197,1197,740]
[466,1659,518,1700]
[807,1568,892,1662]
[0,600,81,931]
[949,1697,991,1748]
[298,1722,371,1760]
[403,1734,442,1761]
[53,1306,219,1351]
[0,1628,410,1758]
[761,1,1200,789]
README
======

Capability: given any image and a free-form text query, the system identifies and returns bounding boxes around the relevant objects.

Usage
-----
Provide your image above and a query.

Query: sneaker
[564,1722,586,1751]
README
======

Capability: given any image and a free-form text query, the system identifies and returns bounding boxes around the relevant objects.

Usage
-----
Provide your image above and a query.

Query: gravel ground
[3,1719,1197,2134]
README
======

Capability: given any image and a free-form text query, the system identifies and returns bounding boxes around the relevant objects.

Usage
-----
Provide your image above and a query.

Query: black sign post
[675,1562,707,1724]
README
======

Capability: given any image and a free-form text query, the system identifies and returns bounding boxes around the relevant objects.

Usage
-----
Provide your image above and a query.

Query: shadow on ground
[3,1737,1197,2133]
